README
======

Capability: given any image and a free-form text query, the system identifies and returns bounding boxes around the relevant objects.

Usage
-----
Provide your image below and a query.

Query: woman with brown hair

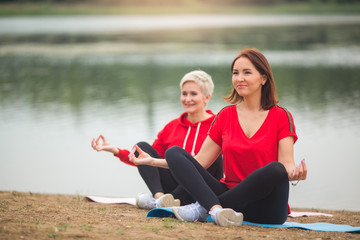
[129,48,307,226]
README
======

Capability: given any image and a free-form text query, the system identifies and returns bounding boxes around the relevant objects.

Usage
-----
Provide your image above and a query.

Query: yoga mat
[147,208,360,233]
[242,221,360,232]
[146,208,334,218]
[86,195,136,205]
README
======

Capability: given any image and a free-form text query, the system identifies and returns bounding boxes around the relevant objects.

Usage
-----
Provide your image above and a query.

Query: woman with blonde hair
[92,70,223,210]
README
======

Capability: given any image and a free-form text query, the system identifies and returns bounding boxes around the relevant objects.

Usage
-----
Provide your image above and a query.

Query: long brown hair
[223,48,278,110]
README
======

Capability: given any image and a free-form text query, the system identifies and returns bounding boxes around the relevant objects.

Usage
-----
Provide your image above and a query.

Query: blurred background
[0,0,359,211]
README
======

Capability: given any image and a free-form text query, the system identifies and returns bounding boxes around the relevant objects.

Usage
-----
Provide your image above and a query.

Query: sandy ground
[0,191,359,240]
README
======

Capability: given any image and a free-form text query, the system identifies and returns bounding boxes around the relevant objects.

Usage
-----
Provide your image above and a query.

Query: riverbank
[0,2,360,16]
[0,191,359,240]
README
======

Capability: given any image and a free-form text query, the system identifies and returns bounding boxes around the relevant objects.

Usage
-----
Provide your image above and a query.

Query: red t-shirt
[209,105,297,189]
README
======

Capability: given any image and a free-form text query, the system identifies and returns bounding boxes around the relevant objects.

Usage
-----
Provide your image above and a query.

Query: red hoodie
[115,110,216,167]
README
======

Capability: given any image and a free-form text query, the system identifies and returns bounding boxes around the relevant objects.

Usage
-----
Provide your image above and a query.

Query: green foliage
[0,0,359,15]
[0,0,359,4]
[1,25,359,49]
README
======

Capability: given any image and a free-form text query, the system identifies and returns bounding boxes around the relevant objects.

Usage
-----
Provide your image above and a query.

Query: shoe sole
[158,194,180,208]
[172,207,185,221]
[216,209,243,227]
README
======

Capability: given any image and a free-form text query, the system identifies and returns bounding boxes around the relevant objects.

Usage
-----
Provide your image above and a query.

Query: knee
[135,142,153,158]
[165,146,189,166]
[137,141,151,149]
[268,162,288,180]
[165,146,183,161]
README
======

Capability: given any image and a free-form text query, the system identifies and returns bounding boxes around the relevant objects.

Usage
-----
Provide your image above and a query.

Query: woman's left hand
[128,145,153,166]
[289,158,307,181]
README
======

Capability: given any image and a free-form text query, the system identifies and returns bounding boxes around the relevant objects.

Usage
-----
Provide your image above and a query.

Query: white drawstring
[182,123,201,156]
[191,122,201,156]
[182,126,191,149]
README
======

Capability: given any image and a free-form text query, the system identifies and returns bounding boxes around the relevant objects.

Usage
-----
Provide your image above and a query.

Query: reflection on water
[1,55,359,116]
[0,22,359,211]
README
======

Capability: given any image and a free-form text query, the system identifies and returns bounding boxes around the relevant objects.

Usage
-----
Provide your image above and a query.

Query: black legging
[136,142,223,206]
[165,146,289,224]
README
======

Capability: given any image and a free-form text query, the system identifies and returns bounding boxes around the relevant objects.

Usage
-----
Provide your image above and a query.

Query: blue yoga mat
[147,207,360,233]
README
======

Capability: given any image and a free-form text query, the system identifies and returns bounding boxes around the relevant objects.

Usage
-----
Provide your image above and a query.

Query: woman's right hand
[91,134,118,154]
[128,145,169,168]
[128,145,153,166]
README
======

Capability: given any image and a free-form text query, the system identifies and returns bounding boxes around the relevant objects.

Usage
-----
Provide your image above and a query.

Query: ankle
[210,205,222,212]
[209,207,221,216]
[209,207,223,224]
[154,192,164,199]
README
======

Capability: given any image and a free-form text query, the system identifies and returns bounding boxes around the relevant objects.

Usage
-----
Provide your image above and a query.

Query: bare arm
[194,136,222,169]
[278,136,307,181]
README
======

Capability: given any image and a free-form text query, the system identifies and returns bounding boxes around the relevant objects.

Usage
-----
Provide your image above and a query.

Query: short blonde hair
[179,70,214,97]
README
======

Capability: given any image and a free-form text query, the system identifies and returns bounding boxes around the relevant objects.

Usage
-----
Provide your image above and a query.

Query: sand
[0,191,359,240]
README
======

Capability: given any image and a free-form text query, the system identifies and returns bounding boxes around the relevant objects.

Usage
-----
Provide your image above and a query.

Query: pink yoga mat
[86,195,136,205]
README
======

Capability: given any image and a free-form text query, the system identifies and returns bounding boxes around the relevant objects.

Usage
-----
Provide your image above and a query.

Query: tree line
[0,0,358,4]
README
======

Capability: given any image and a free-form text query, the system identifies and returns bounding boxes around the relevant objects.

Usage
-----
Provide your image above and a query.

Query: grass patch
[141,224,160,233]
[47,232,59,239]
[184,221,198,230]
[57,223,69,231]
[98,207,106,212]
[81,224,92,231]
[116,229,125,236]
[88,207,95,213]
[162,218,178,229]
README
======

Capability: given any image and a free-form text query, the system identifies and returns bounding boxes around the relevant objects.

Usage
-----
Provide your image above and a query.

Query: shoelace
[184,203,200,221]
[192,202,208,221]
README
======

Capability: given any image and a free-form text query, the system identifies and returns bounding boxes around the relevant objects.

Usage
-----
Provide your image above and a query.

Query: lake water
[0,15,359,211]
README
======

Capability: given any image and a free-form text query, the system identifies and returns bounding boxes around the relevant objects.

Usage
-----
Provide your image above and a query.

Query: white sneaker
[136,193,156,210]
[156,194,180,208]
[136,193,180,210]
[172,202,209,222]
[210,208,243,227]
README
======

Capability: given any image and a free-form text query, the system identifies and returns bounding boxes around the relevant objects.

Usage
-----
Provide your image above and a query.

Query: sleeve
[114,148,136,167]
[151,128,167,158]
[208,108,225,147]
[278,108,298,143]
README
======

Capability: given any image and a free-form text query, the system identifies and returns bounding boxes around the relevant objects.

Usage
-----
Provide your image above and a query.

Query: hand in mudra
[289,158,307,182]
[91,134,115,152]
[128,145,153,166]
